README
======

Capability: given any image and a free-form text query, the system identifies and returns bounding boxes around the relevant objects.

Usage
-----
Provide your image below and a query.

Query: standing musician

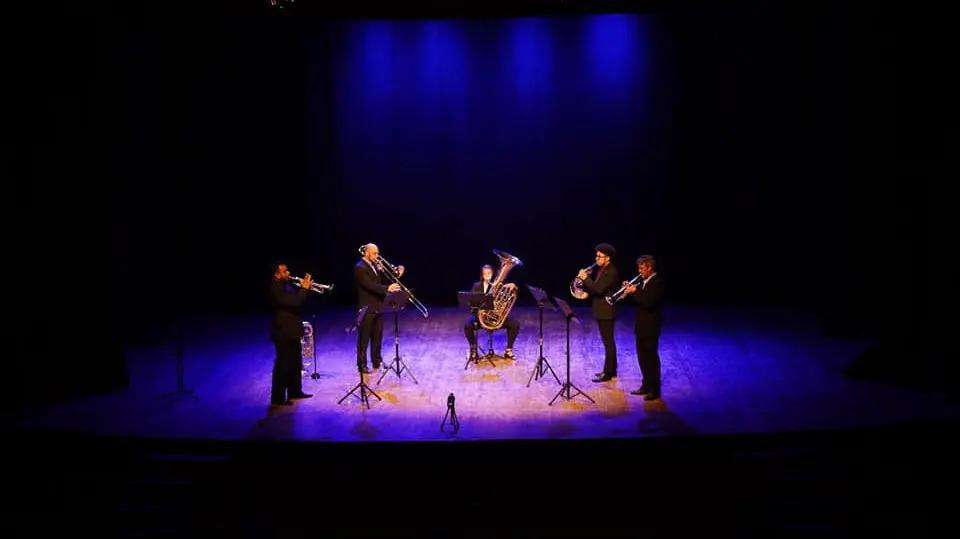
[354,243,403,373]
[269,262,314,406]
[463,264,520,360]
[576,243,620,382]
[622,255,665,400]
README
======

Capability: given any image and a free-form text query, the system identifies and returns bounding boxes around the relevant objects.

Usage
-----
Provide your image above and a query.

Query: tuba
[477,249,524,330]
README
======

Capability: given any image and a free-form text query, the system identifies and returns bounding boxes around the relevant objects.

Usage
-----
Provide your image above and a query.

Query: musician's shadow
[250,404,299,440]
[634,399,697,436]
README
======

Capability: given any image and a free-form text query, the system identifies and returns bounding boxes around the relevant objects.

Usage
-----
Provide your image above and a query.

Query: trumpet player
[463,264,520,360]
[621,255,665,400]
[354,243,403,372]
[269,262,313,406]
[576,243,620,383]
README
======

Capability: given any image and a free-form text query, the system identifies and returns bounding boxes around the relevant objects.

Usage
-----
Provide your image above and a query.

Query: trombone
[358,246,429,318]
[604,274,643,305]
[289,276,334,295]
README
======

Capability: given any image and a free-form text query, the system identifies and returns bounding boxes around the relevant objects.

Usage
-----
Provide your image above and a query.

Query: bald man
[354,243,402,373]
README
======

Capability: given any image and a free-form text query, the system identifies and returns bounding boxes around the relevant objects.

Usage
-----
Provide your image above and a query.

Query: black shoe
[358,366,371,374]
[592,374,615,383]
[643,392,661,401]
[289,392,312,399]
[630,387,650,396]
[372,361,382,369]
[504,349,515,360]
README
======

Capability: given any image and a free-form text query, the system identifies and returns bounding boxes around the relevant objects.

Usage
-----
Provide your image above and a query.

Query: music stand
[525,285,562,387]
[460,289,496,358]
[549,297,595,405]
[158,317,199,403]
[337,306,382,409]
[458,291,497,369]
[376,291,419,384]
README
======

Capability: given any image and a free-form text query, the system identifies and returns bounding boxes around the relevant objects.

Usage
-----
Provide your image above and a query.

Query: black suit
[354,259,391,368]
[580,264,620,376]
[269,279,308,404]
[463,280,520,351]
[629,274,665,392]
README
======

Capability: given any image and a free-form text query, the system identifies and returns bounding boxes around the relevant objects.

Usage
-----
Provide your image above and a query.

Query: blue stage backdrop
[35,6,923,341]
[19,3,943,403]
[309,15,658,305]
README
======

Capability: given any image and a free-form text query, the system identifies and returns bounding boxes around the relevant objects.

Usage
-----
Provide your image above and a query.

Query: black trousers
[272,337,303,404]
[635,328,661,390]
[597,319,618,376]
[357,311,384,368]
[463,315,519,349]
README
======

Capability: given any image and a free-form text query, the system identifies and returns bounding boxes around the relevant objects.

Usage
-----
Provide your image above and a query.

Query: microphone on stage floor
[441,392,459,434]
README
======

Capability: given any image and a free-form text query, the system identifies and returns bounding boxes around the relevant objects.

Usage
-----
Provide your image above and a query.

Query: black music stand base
[377,355,418,384]
[159,324,199,402]
[459,292,498,370]
[338,368,382,409]
[478,330,496,359]
[159,388,197,403]
[548,303,595,406]
[377,311,419,384]
[526,301,561,387]
[464,353,497,370]
[550,381,594,405]
[528,355,561,387]
[377,295,420,385]
[464,328,498,370]
[377,326,420,385]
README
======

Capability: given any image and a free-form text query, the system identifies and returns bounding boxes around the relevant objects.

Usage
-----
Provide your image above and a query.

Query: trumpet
[357,246,429,318]
[570,263,598,299]
[605,274,643,305]
[290,276,334,295]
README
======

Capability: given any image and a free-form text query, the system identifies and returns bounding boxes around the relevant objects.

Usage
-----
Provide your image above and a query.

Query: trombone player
[575,243,620,382]
[463,264,520,360]
[354,243,403,373]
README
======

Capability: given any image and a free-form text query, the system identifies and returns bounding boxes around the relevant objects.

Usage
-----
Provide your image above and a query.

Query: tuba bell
[477,249,523,330]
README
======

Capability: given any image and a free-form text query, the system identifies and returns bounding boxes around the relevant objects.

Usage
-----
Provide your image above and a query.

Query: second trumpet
[604,274,642,305]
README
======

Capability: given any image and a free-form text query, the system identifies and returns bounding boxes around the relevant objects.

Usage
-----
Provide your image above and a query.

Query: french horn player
[573,243,620,383]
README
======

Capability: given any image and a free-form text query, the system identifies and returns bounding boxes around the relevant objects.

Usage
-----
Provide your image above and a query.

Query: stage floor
[11,307,957,442]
